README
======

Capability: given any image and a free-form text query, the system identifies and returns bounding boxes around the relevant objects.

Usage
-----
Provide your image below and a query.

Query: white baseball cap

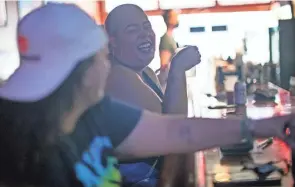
[0,3,108,102]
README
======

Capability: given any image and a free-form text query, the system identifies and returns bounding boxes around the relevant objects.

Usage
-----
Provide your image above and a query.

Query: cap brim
[0,29,107,102]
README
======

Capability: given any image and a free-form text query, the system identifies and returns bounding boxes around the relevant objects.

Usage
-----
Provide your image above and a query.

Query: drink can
[279,90,290,106]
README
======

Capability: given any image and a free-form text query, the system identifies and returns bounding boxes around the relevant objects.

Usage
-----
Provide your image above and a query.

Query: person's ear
[109,36,117,49]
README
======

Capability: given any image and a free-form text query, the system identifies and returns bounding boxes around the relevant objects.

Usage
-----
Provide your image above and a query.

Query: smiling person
[104,4,198,115]
[103,4,200,187]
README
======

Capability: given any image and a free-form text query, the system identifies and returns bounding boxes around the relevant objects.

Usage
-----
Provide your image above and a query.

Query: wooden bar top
[193,83,294,187]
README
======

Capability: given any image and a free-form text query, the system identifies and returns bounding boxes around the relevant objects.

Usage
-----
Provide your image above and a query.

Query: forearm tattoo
[167,122,195,145]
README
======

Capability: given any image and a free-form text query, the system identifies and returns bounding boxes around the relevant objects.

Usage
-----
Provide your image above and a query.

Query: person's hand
[252,114,295,149]
[170,45,201,73]
[275,115,295,149]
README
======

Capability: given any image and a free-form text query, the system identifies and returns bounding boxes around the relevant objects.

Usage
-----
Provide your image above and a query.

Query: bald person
[104,4,201,187]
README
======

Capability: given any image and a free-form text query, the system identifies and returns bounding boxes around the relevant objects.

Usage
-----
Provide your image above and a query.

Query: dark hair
[0,55,95,185]
[162,9,173,26]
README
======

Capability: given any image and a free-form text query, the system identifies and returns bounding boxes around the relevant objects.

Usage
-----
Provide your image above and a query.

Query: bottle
[216,66,225,97]
[233,66,253,154]
[217,67,224,87]
[234,66,247,106]
[289,76,295,96]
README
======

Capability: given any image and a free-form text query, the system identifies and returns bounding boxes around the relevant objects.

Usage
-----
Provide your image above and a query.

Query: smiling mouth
[137,41,153,53]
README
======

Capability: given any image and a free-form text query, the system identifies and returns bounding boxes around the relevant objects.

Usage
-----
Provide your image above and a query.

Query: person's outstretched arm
[115,110,287,158]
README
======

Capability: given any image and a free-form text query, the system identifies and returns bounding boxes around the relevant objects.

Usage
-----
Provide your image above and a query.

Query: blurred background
[1,0,295,95]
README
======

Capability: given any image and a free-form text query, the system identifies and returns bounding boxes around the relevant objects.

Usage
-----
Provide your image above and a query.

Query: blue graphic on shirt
[75,136,121,187]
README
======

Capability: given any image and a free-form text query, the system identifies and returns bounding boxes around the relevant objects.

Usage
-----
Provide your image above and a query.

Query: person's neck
[110,54,144,74]
[166,28,174,36]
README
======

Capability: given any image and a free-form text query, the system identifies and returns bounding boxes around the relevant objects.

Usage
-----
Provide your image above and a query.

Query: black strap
[109,55,163,173]
[142,71,164,100]
[109,54,164,99]
[140,71,164,177]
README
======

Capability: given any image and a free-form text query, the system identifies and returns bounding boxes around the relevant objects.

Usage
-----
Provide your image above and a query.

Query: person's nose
[139,29,149,38]
[140,28,154,39]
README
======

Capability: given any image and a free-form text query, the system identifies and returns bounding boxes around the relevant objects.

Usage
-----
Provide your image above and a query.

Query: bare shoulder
[106,65,142,94]
[106,65,152,94]
[106,65,162,112]
[109,65,139,80]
